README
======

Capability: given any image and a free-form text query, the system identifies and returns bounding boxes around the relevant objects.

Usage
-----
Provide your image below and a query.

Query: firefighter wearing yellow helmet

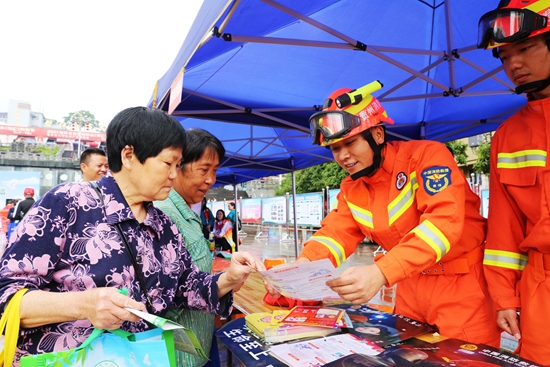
[266,81,500,347]
[478,0,550,364]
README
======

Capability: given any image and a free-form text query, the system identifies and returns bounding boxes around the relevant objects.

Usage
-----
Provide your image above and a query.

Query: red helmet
[24,188,34,197]
[309,81,394,147]
[478,0,550,50]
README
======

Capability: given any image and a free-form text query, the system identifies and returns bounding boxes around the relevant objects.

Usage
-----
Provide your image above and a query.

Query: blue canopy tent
[148,0,528,253]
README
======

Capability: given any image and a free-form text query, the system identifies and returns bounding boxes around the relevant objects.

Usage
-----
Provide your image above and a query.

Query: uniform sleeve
[484,131,523,310]
[0,190,67,306]
[376,142,485,286]
[301,189,367,267]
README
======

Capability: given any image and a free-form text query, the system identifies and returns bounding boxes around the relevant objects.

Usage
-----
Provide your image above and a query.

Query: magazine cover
[281,306,345,328]
[331,304,434,347]
[322,353,399,367]
[378,335,543,366]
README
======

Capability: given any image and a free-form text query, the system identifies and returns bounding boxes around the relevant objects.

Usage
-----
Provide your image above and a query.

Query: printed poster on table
[289,192,323,227]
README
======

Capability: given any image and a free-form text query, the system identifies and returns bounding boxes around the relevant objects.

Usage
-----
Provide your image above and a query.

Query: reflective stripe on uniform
[497,150,547,169]
[308,235,347,266]
[411,220,450,262]
[483,249,528,271]
[388,171,419,226]
[346,201,373,229]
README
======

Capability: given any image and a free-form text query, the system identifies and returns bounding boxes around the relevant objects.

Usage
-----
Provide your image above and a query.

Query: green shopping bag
[20,327,176,367]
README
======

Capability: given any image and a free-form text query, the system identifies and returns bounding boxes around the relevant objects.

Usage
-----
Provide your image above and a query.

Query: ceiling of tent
[149,0,527,184]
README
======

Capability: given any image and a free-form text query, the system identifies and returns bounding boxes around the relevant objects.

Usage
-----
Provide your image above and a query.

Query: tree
[473,141,491,175]
[275,161,347,195]
[63,110,100,130]
[445,140,468,165]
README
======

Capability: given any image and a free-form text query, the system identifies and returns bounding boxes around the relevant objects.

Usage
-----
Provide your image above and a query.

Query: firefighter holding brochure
[265,81,500,346]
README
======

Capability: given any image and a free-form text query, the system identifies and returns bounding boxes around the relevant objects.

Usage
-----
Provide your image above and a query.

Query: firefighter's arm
[484,132,524,311]
[375,142,473,285]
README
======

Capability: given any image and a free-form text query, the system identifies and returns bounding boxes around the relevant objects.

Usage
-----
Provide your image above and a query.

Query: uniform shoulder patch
[395,172,407,190]
[421,166,452,196]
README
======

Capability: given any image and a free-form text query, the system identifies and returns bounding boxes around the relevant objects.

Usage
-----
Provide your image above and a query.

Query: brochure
[126,307,206,358]
[245,311,340,344]
[331,304,434,347]
[322,353,398,367]
[268,332,384,367]
[258,258,341,300]
[281,306,345,328]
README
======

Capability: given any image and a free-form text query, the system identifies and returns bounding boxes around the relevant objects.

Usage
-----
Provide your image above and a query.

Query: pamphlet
[258,258,341,300]
[126,307,206,358]
[281,306,345,328]
[245,311,340,344]
[322,353,398,367]
[268,332,383,366]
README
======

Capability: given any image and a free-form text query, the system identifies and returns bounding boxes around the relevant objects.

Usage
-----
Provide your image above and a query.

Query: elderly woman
[0,107,260,364]
[155,128,225,367]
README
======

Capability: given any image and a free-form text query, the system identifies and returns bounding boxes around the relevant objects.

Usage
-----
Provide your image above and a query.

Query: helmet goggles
[478,8,548,49]
[309,110,361,145]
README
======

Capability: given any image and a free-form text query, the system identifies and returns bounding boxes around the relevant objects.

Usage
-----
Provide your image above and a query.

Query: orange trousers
[518,251,550,366]
[393,261,500,347]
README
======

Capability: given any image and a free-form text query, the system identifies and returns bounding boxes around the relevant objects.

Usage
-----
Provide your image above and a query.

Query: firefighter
[266,81,500,346]
[478,0,550,363]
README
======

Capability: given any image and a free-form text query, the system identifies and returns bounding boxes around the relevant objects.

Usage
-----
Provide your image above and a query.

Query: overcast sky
[1,0,204,125]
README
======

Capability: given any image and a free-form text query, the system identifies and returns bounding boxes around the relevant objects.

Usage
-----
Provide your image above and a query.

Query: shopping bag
[20,327,176,367]
[0,288,29,367]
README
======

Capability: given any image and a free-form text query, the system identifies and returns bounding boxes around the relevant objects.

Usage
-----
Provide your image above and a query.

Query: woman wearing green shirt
[155,128,225,367]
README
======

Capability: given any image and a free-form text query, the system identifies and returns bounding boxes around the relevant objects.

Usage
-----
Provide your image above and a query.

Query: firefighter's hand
[497,309,521,340]
[326,264,387,305]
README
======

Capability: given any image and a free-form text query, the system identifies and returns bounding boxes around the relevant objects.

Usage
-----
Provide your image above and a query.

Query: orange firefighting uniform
[301,140,500,346]
[484,96,550,365]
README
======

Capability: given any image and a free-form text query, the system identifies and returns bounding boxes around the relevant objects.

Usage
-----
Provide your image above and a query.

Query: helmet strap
[350,127,385,180]
[515,75,550,94]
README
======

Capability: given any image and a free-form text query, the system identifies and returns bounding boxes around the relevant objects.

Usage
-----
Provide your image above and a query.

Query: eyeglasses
[309,110,362,145]
[478,8,548,49]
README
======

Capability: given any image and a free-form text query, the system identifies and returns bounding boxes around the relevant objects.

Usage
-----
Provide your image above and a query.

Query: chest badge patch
[421,166,452,196]
[395,172,407,190]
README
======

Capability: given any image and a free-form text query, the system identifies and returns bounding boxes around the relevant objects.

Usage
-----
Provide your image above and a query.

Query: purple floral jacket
[0,173,231,361]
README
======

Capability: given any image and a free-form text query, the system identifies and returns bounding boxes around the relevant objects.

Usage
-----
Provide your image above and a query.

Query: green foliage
[34,145,60,158]
[63,110,100,130]
[445,140,468,165]
[275,161,348,195]
[473,141,491,175]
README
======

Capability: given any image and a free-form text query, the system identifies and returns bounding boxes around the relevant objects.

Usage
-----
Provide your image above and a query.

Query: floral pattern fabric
[0,172,232,363]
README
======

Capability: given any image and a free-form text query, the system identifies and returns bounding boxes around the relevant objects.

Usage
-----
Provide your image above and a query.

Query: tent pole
[291,157,299,258]
[233,173,239,252]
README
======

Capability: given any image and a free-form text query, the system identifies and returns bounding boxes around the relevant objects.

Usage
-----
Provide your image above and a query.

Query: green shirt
[155,190,214,367]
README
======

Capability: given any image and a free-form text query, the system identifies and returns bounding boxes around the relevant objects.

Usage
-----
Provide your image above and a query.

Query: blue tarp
[149,0,526,184]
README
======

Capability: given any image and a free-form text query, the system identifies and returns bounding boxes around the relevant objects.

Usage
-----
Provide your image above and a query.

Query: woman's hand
[83,288,146,330]
[217,252,265,297]
[19,287,146,330]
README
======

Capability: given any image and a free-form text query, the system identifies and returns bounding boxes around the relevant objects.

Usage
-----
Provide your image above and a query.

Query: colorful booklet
[245,311,340,344]
[379,333,544,366]
[331,304,434,347]
[281,306,346,328]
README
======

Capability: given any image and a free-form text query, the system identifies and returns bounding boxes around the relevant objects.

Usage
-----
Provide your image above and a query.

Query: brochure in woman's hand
[258,258,342,301]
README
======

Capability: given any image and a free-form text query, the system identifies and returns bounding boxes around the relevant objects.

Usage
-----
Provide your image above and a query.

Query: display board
[481,189,489,218]
[241,198,262,223]
[261,196,287,224]
[209,201,226,217]
[289,192,323,227]
[329,189,340,212]
[0,170,41,206]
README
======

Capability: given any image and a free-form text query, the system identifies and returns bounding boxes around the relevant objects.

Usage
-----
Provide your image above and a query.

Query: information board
[289,192,323,227]
[241,198,261,223]
[261,196,287,224]
[329,189,340,212]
